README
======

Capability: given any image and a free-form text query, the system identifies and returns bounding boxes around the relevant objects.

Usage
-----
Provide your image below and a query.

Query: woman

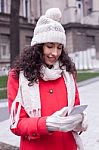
[7,8,87,150]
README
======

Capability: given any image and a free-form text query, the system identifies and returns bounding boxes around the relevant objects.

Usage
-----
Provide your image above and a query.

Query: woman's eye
[46,44,53,48]
[58,46,62,50]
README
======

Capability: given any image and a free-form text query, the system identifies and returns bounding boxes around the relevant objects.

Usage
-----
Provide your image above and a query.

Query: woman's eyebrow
[47,42,53,44]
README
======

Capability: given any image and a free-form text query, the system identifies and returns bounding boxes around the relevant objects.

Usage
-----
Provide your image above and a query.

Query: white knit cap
[31,8,66,48]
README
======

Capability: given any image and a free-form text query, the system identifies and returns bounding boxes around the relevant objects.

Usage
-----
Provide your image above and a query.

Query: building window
[78,3,81,8]
[23,0,30,18]
[2,45,6,55]
[88,8,92,14]
[0,44,10,59]
[0,0,4,13]
[0,34,10,59]
[25,36,32,46]
[76,0,83,22]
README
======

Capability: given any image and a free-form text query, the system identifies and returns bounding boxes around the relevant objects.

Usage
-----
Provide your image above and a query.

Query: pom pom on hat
[31,8,66,47]
[45,8,62,22]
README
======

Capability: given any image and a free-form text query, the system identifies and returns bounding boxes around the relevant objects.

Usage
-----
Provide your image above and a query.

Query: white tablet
[68,105,88,115]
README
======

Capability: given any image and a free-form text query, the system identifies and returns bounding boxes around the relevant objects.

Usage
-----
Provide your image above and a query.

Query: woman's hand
[46,107,83,132]
[73,113,88,133]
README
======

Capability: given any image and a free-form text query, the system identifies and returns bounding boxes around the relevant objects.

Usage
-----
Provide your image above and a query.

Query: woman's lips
[47,57,56,62]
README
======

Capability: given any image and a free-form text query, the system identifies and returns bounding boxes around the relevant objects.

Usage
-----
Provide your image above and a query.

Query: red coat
[7,70,80,150]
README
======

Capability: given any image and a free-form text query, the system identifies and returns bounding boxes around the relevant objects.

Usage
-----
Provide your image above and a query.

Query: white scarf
[10,61,83,150]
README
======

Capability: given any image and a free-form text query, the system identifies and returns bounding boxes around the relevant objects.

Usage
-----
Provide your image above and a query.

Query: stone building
[0,0,99,67]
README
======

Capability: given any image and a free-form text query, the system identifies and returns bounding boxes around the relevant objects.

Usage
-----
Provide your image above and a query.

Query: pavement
[0,77,99,150]
[78,78,99,150]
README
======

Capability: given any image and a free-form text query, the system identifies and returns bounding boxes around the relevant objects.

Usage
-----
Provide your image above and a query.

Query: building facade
[0,0,99,68]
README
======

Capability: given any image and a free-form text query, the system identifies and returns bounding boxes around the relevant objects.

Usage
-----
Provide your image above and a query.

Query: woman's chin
[46,60,56,66]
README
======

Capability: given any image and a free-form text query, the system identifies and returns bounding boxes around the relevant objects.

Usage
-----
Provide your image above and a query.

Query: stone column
[63,0,77,23]
[68,0,75,7]
[91,0,99,24]
[92,0,99,12]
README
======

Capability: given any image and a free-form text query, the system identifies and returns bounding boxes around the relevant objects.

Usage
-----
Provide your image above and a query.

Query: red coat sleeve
[7,70,49,139]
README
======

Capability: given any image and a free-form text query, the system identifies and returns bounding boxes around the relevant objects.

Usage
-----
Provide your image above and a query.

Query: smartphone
[68,104,88,115]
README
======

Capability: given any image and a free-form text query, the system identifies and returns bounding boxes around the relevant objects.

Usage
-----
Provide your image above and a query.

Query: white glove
[73,113,88,133]
[46,107,83,132]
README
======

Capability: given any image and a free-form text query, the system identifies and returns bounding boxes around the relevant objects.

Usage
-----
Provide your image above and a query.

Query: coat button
[32,133,37,137]
[49,89,53,94]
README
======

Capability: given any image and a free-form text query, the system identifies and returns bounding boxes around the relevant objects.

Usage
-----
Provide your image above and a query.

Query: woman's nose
[51,48,58,56]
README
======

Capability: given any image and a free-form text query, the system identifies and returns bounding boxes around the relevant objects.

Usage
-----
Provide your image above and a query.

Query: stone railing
[69,47,99,70]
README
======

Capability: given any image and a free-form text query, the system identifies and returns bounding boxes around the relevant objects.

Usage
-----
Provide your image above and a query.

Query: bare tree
[10,0,20,65]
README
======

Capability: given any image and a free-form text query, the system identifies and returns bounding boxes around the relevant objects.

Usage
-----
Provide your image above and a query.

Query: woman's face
[43,42,63,66]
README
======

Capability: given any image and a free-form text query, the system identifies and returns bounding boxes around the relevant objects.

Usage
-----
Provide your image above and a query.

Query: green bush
[0,75,8,88]
[0,89,7,99]
[0,75,7,99]
[77,72,99,82]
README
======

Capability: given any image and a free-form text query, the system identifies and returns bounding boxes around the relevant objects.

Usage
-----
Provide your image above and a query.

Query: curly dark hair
[11,44,77,85]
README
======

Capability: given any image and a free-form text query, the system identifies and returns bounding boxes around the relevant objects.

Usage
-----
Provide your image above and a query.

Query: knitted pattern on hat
[31,8,66,47]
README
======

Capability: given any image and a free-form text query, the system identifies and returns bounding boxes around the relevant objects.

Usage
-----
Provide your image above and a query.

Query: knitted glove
[73,113,88,133]
[46,107,83,132]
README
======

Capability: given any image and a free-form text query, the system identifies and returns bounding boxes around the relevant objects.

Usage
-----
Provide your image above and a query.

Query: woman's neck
[46,64,53,69]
